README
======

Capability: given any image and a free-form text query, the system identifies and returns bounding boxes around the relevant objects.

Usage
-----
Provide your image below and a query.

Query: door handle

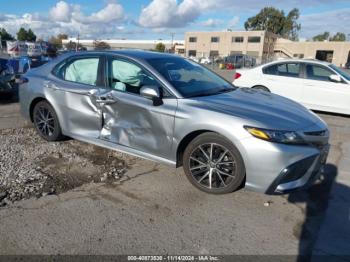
[96,96,117,104]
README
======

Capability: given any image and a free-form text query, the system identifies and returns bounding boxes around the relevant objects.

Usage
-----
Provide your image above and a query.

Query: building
[274,38,350,67]
[185,30,350,66]
[185,30,277,63]
[62,38,185,52]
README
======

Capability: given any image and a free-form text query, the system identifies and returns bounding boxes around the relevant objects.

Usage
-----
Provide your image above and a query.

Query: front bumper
[265,144,329,194]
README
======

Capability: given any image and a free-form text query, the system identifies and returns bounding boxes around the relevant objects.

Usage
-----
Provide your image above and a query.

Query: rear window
[263,63,300,78]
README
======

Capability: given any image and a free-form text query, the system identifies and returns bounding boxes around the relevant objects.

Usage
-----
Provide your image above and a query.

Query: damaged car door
[50,55,104,138]
[98,56,177,160]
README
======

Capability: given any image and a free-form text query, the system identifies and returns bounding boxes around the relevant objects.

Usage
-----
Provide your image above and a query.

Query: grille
[304,130,327,136]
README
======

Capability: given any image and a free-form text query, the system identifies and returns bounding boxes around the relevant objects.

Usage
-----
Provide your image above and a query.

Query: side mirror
[140,85,163,106]
[329,74,342,83]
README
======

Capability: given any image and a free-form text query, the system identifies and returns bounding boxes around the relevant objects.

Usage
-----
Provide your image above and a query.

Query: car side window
[306,64,333,82]
[107,58,168,96]
[263,63,300,78]
[63,58,99,86]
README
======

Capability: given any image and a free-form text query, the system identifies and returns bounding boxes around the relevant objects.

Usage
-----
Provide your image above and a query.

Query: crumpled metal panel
[99,90,177,160]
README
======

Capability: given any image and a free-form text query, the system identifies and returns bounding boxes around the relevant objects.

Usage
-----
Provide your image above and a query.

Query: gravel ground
[0,127,136,206]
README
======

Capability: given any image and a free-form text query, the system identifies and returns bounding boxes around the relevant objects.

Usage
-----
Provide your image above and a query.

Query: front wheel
[183,132,245,194]
[33,101,64,141]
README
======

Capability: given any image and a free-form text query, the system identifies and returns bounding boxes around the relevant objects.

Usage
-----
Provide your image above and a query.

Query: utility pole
[76,33,80,52]
[170,32,175,53]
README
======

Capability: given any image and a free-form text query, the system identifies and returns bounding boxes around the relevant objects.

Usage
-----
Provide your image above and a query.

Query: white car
[199,57,212,64]
[233,59,350,115]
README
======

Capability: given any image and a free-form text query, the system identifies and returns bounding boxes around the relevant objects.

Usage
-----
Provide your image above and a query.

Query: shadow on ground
[0,90,18,105]
[288,164,350,261]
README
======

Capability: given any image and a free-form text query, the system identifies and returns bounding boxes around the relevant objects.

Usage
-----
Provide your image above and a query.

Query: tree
[330,32,346,42]
[16,27,37,41]
[93,40,111,50]
[26,29,36,42]
[244,7,301,40]
[64,41,85,51]
[0,28,15,41]
[312,32,330,41]
[155,42,165,52]
[49,33,68,49]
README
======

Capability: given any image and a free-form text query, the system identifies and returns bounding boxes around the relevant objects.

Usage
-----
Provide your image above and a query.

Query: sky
[0,0,349,41]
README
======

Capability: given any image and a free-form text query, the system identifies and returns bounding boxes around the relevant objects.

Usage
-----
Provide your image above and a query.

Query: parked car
[199,57,211,65]
[19,51,329,195]
[234,59,350,115]
[0,58,16,98]
[224,54,256,69]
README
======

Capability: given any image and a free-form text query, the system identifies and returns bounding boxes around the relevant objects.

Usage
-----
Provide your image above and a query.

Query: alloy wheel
[34,106,55,137]
[189,143,236,189]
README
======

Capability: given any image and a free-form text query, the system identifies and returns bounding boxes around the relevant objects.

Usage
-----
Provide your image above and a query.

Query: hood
[189,88,324,131]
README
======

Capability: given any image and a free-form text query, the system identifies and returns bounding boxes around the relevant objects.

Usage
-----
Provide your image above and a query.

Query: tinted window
[107,58,159,95]
[189,37,197,43]
[232,37,244,43]
[146,57,235,98]
[263,63,300,78]
[63,57,99,86]
[211,37,220,43]
[248,36,261,43]
[306,64,333,81]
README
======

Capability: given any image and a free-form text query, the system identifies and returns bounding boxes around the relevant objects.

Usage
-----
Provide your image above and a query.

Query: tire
[33,101,64,141]
[252,85,270,92]
[183,132,245,194]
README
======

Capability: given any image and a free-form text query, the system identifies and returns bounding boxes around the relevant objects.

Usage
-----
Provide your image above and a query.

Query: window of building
[248,36,261,43]
[189,37,197,43]
[315,50,334,63]
[209,50,219,58]
[188,50,197,57]
[232,37,244,43]
[211,37,220,43]
[230,51,243,55]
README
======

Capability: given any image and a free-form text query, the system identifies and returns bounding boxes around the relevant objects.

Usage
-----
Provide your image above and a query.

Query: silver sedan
[19,50,329,194]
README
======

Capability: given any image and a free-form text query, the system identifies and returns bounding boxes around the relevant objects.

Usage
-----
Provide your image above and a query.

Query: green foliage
[16,27,37,41]
[330,32,346,42]
[155,42,166,52]
[49,34,68,49]
[0,28,15,41]
[244,7,301,40]
[65,41,85,51]
[312,32,330,41]
[93,40,111,50]
[312,32,346,42]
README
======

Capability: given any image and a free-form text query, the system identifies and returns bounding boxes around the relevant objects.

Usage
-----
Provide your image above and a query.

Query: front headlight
[244,126,305,144]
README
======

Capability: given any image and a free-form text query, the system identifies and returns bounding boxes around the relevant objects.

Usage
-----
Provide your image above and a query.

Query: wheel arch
[176,130,215,167]
[29,97,48,122]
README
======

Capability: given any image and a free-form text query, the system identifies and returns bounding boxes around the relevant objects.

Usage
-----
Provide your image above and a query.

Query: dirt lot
[0,91,350,258]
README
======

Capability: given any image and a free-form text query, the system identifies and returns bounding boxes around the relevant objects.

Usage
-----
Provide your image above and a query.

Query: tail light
[233,72,241,80]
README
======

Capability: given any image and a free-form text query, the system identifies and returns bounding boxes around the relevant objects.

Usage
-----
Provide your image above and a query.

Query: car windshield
[146,57,236,98]
[329,64,350,81]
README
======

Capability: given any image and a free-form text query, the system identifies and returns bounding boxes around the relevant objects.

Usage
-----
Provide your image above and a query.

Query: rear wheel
[33,101,64,141]
[183,132,245,194]
[252,85,270,92]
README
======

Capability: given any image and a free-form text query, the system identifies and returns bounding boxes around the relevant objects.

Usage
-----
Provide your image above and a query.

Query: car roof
[63,49,180,60]
[262,58,331,67]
